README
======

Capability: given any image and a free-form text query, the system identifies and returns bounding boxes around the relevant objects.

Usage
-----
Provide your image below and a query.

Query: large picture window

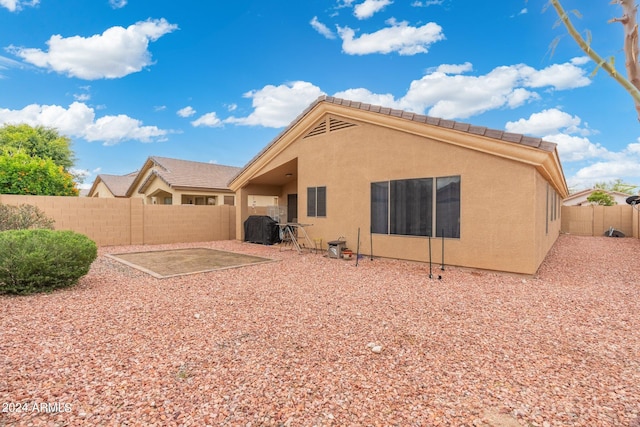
[372,176,460,238]
[307,186,326,217]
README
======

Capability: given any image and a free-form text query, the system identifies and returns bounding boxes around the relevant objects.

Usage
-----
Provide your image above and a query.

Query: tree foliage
[0,150,78,196]
[587,190,616,206]
[594,178,638,194]
[0,124,79,196]
[0,124,75,170]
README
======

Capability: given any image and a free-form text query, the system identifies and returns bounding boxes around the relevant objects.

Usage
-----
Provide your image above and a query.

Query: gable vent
[303,120,327,138]
[329,117,357,132]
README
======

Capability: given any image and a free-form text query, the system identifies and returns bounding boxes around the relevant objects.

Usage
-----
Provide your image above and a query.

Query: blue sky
[1,0,638,192]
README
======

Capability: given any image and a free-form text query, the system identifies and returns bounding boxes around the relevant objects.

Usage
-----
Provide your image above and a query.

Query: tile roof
[146,156,242,190]
[315,96,557,152]
[231,96,559,186]
[98,173,137,197]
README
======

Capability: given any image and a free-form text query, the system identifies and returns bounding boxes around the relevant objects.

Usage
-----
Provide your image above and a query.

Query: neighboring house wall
[129,163,236,206]
[231,98,568,275]
[0,194,235,246]
[90,181,116,198]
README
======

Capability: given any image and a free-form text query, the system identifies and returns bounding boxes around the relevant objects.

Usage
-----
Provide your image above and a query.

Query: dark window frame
[307,186,327,218]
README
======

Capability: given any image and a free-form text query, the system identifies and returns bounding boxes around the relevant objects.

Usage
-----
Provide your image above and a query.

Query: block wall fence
[561,205,639,238]
[0,194,236,246]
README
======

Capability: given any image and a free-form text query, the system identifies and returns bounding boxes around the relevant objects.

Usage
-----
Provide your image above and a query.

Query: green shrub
[0,203,55,231]
[0,229,97,295]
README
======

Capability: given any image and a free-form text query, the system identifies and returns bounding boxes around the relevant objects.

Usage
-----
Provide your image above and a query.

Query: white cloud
[505,108,584,136]
[434,62,472,74]
[108,0,126,9]
[0,102,169,145]
[153,105,166,112]
[544,133,610,162]
[225,81,325,128]
[399,64,539,118]
[191,112,222,128]
[0,0,38,12]
[10,18,178,80]
[332,88,398,108]
[310,16,336,39]
[0,55,24,78]
[177,106,196,118]
[520,60,591,90]
[411,0,443,6]
[353,0,393,20]
[571,158,640,188]
[226,103,237,112]
[73,93,91,102]
[338,19,444,55]
[505,109,608,162]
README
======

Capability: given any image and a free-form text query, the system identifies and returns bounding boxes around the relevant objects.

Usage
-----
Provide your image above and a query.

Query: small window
[307,186,326,217]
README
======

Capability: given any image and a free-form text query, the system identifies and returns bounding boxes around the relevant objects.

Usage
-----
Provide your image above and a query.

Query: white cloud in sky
[108,0,127,9]
[411,0,443,6]
[505,108,585,136]
[191,112,222,128]
[177,106,196,118]
[353,0,393,20]
[0,102,169,145]
[73,93,91,102]
[310,16,336,39]
[224,81,325,128]
[218,58,591,130]
[9,18,178,80]
[338,19,444,55]
[0,0,38,12]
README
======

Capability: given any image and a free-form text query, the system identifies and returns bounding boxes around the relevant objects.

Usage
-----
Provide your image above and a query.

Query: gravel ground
[1,234,639,427]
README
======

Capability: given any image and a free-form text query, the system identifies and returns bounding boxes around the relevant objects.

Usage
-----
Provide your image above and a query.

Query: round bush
[0,229,97,295]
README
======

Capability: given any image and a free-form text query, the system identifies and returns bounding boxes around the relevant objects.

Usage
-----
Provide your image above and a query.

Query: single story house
[229,96,569,275]
[87,172,137,198]
[88,156,241,206]
[563,188,632,206]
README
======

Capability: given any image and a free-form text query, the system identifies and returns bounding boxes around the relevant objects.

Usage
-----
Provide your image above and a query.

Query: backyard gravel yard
[1,234,639,426]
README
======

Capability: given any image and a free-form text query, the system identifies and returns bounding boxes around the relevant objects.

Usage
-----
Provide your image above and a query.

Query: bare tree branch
[550,0,640,120]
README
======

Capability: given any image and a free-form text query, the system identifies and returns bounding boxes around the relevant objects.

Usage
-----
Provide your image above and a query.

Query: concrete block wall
[561,205,637,237]
[0,194,235,246]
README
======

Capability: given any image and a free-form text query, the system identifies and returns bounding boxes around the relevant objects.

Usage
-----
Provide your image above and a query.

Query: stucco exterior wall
[296,119,549,273]
[235,113,565,275]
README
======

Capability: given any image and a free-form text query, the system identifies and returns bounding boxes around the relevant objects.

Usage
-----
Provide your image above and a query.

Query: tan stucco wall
[235,114,564,274]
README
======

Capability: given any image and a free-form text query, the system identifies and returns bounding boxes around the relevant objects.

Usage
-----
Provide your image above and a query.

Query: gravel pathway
[1,235,639,426]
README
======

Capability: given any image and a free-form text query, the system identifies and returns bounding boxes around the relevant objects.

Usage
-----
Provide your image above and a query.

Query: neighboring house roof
[88,172,137,197]
[127,156,242,196]
[563,188,632,206]
[230,96,568,197]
